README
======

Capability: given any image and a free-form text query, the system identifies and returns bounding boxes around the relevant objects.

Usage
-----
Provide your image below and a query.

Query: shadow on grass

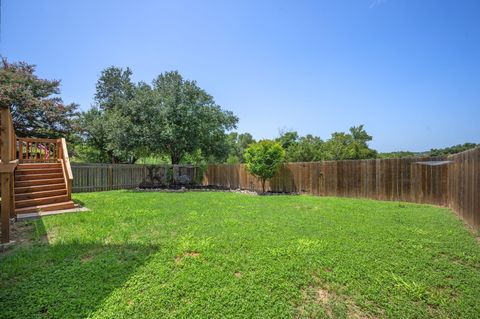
[0,218,160,319]
[72,197,87,207]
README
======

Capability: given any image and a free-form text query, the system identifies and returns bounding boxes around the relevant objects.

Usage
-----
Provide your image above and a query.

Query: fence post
[108,165,113,191]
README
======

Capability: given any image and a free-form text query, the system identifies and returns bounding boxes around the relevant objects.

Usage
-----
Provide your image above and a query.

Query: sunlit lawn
[1,191,479,318]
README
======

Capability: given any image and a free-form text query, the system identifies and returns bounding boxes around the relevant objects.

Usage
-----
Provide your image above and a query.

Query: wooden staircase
[14,163,75,215]
[2,105,75,243]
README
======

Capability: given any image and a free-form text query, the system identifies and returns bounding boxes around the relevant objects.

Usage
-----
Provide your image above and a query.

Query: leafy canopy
[323,125,377,160]
[81,68,238,164]
[429,143,478,157]
[81,66,144,163]
[147,71,238,164]
[0,59,79,139]
[275,125,376,162]
[225,132,256,163]
[244,140,285,192]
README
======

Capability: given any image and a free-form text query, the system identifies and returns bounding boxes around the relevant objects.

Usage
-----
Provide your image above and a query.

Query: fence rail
[71,163,200,193]
[204,148,480,229]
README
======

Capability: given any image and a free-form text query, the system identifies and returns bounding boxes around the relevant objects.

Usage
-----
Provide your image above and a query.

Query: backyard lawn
[1,191,479,319]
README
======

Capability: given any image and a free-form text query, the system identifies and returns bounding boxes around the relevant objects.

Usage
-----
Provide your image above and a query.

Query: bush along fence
[204,147,480,230]
[71,163,201,192]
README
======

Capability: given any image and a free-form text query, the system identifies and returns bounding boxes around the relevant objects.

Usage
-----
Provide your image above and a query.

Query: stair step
[15,189,67,201]
[17,163,62,169]
[15,178,65,188]
[15,195,70,208]
[15,201,76,215]
[16,168,63,175]
[15,173,64,181]
[15,183,66,194]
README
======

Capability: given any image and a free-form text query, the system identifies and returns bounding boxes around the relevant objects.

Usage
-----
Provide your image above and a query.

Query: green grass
[1,191,479,319]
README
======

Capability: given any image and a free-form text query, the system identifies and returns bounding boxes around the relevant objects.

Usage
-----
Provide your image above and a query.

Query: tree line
[1,59,477,165]
[226,124,377,164]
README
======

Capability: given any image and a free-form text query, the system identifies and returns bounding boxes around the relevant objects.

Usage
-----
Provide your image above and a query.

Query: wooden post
[9,174,15,218]
[1,107,13,243]
[1,173,11,243]
[108,165,113,191]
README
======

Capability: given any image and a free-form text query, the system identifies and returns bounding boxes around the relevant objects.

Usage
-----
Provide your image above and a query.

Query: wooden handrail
[16,137,60,143]
[58,138,73,200]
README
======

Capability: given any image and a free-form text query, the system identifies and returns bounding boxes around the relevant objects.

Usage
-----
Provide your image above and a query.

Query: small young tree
[244,140,285,193]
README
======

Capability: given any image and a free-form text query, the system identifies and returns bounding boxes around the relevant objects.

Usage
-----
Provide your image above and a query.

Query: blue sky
[2,0,479,152]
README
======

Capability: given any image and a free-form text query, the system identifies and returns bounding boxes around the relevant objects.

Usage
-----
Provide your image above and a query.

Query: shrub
[244,140,285,193]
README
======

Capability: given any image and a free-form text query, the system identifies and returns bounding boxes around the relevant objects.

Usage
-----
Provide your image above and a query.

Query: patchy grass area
[1,191,479,318]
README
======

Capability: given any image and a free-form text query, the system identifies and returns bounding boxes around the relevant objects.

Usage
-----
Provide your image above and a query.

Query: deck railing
[16,137,60,162]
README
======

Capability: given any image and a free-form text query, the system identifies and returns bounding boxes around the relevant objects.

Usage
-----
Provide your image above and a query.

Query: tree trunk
[261,179,266,194]
[107,150,119,164]
[170,154,181,185]
[170,153,181,165]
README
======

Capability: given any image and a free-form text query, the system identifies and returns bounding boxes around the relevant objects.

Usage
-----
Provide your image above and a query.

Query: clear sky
[2,0,479,152]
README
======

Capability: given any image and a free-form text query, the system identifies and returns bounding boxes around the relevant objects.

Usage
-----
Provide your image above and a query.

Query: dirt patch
[11,222,36,244]
[316,288,330,304]
[297,275,380,319]
[175,251,201,264]
[234,271,242,278]
[81,255,93,263]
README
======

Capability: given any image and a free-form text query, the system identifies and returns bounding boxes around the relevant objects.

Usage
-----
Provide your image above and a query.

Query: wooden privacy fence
[447,147,480,229]
[72,163,200,192]
[204,147,480,229]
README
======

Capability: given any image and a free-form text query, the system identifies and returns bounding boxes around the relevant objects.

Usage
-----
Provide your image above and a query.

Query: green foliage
[94,66,136,111]
[244,140,285,192]
[275,125,377,162]
[348,124,377,159]
[276,130,299,150]
[81,67,144,163]
[285,134,326,162]
[324,125,377,160]
[429,143,479,157]
[147,71,238,164]
[0,59,79,139]
[225,132,256,163]
[1,191,479,318]
[71,143,110,163]
[81,68,237,164]
[378,151,418,159]
[378,143,479,159]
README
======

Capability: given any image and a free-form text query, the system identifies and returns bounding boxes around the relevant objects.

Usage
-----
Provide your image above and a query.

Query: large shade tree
[81,67,146,163]
[82,68,238,164]
[146,71,238,164]
[0,59,79,138]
